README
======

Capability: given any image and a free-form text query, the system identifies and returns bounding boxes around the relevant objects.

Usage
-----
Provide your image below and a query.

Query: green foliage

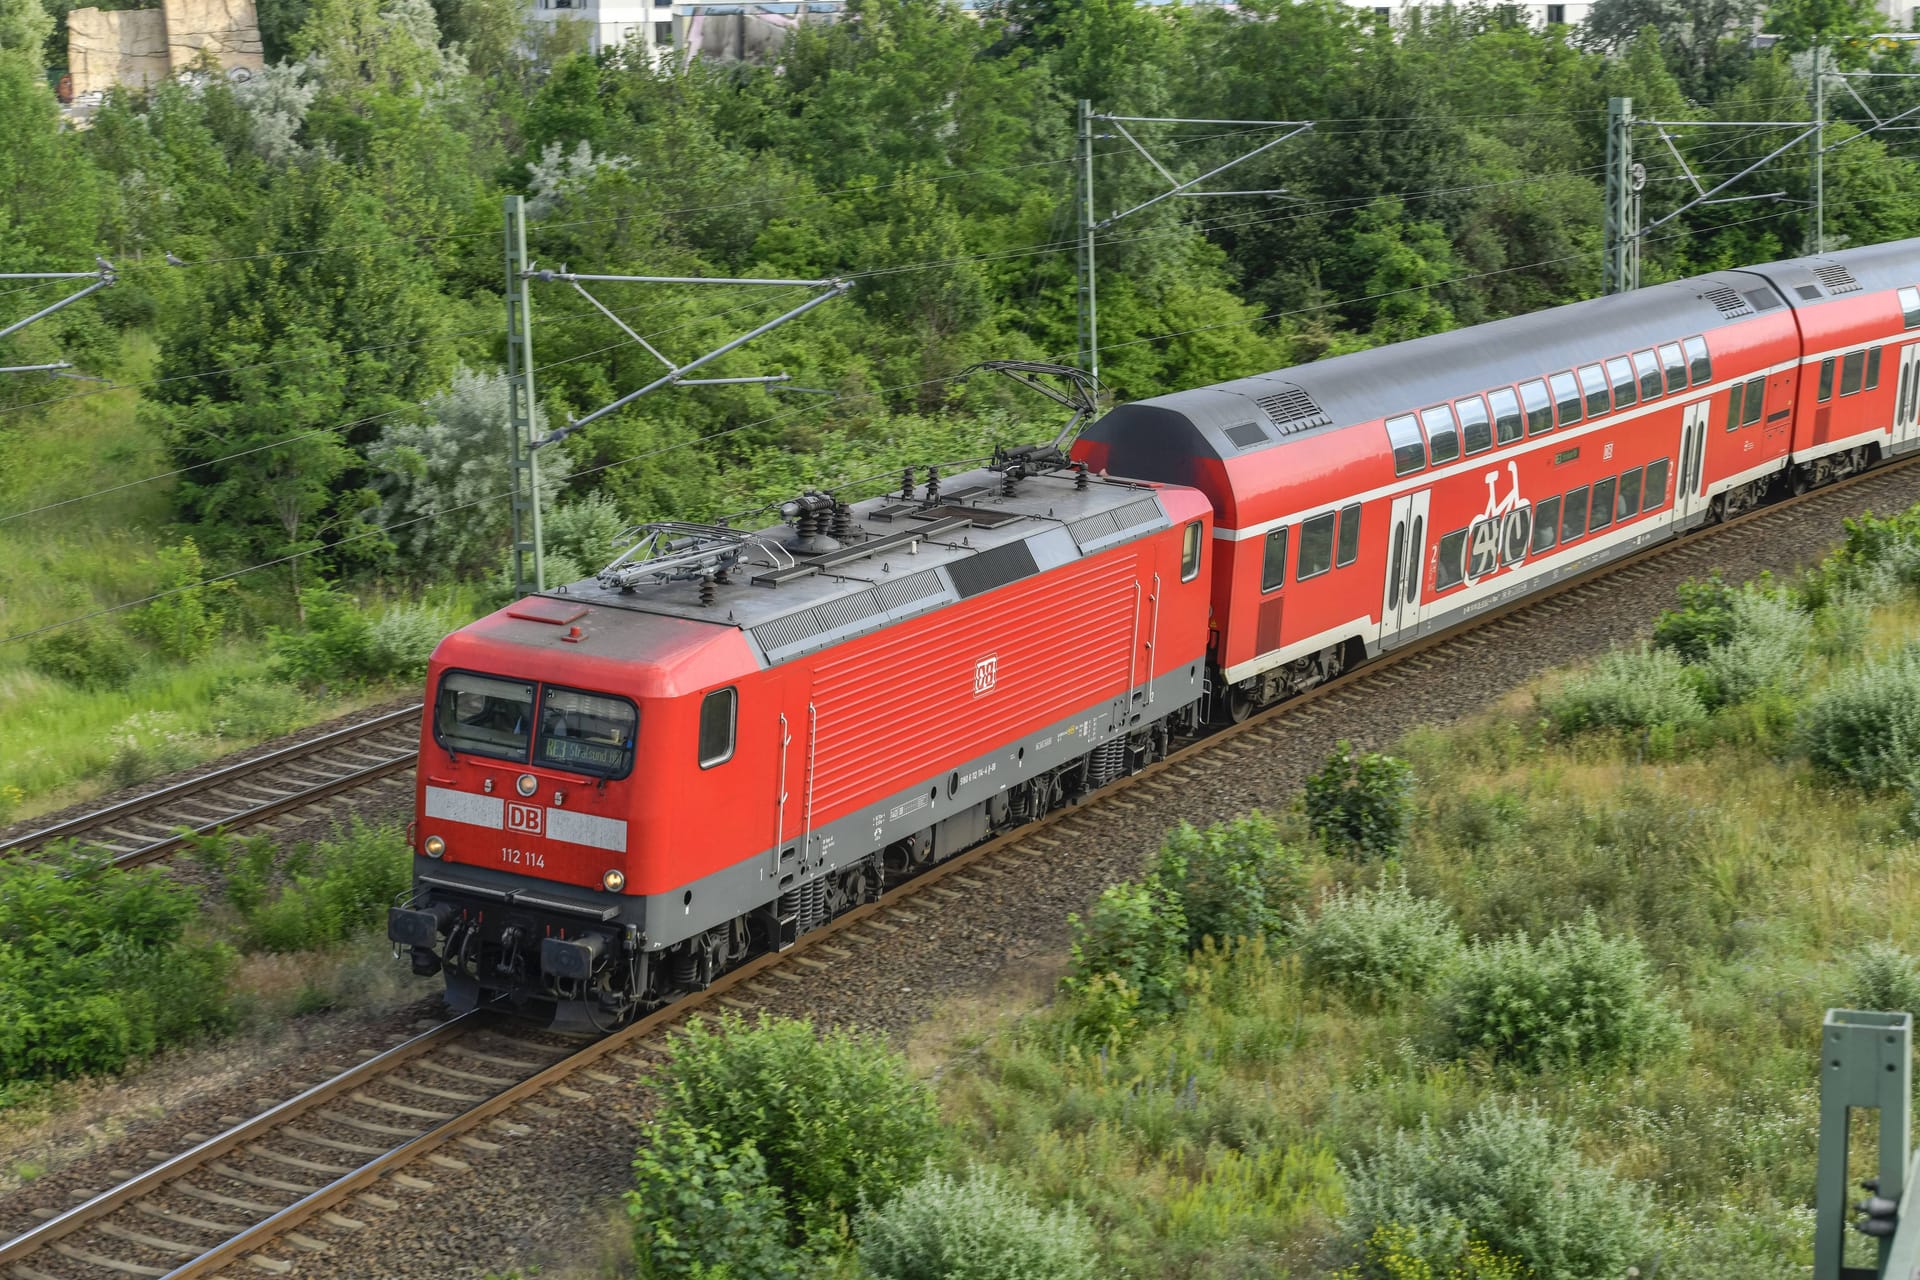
[269,588,374,687]
[27,618,138,691]
[1340,1101,1661,1280]
[1153,811,1304,950]
[628,1118,803,1280]
[1296,881,1461,1005]
[209,677,308,739]
[128,537,229,663]
[857,1166,1099,1280]
[232,819,410,952]
[1798,648,1920,792]
[1063,874,1189,1026]
[1303,741,1415,860]
[1842,941,1920,1022]
[1538,646,1707,736]
[0,846,233,1084]
[648,1014,945,1239]
[1652,571,1739,663]
[1435,914,1688,1072]
[363,602,450,681]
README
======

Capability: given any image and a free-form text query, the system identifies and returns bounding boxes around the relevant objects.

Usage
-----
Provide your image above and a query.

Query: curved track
[0,706,424,867]
[2,456,1917,1277]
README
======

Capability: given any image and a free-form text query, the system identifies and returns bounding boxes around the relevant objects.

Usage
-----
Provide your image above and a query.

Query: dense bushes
[645,1014,944,1240]
[26,618,138,691]
[0,847,233,1086]
[1538,646,1706,736]
[1434,915,1686,1072]
[1304,742,1414,858]
[857,1167,1099,1280]
[196,821,411,953]
[1797,649,1920,792]
[1843,942,1920,1022]
[1156,812,1305,950]
[270,590,450,687]
[1296,882,1460,1005]
[1340,1101,1660,1280]
[628,1118,801,1280]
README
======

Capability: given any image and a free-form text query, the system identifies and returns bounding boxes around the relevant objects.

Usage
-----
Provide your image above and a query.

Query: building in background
[66,0,263,99]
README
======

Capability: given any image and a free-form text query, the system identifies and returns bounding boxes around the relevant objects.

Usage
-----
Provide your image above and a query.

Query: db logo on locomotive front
[974,653,998,696]
[507,802,544,835]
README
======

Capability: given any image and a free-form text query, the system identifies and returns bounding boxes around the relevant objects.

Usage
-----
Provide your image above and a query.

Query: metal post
[1812,42,1826,256]
[503,195,545,596]
[1813,1009,1912,1280]
[1077,98,1098,382]
[1604,97,1634,295]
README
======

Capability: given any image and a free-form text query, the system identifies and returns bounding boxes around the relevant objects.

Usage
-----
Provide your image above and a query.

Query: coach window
[1420,404,1461,465]
[1633,350,1663,401]
[1842,350,1867,397]
[1336,502,1362,567]
[1818,357,1836,403]
[1644,458,1671,511]
[1490,387,1525,444]
[1180,521,1203,582]
[1684,335,1712,385]
[1869,346,1884,390]
[1457,395,1493,456]
[1741,376,1765,427]
[1590,477,1617,533]
[1725,380,1744,432]
[697,688,737,769]
[1607,356,1638,409]
[1386,414,1425,475]
[1579,363,1611,417]
[1902,287,1920,327]
[1561,485,1589,542]
[1261,527,1289,592]
[1617,467,1643,521]
[1550,371,1582,428]
[1519,380,1553,435]
[1659,342,1688,394]
[1532,496,1562,554]
[1435,529,1468,592]
[1297,512,1337,580]
[436,672,535,763]
[538,686,639,777]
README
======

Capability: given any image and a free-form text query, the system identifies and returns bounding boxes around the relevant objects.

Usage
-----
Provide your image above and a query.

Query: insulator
[1001,468,1019,498]
[699,578,716,607]
[832,501,853,540]
[901,467,915,501]
[1075,465,1089,490]
[925,465,940,505]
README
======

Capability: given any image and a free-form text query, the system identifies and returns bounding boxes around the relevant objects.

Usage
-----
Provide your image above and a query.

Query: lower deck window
[1617,467,1643,521]
[1532,497,1561,554]
[1435,528,1468,591]
[1644,458,1671,510]
[1590,477,1617,533]
[1561,486,1590,542]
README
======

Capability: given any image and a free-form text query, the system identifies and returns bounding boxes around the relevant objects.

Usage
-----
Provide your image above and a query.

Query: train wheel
[1227,685,1258,723]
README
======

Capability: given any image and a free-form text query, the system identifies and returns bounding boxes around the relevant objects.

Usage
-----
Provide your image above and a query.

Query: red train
[391,238,1920,1027]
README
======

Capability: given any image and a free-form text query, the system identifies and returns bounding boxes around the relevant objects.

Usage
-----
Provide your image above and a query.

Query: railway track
[0,706,425,868]
[3,456,1917,1278]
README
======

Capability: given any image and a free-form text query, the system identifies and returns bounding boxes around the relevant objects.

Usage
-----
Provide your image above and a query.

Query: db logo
[973,653,998,696]
[507,803,543,835]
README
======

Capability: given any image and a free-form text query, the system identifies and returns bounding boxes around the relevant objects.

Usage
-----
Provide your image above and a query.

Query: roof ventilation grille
[1703,284,1753,319]
[1255,385,1332,435]
[1815,264,1863,293]
[1224,421,1270,450]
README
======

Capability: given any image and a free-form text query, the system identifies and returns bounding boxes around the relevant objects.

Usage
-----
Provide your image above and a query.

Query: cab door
[1379,489,1431,649]
[1675,400,1710,524]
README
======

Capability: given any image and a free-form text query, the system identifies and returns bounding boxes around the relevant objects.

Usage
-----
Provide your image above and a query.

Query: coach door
[1674,400,1710,523]
[1896,344,1920,453]
[1379,489,1431,649]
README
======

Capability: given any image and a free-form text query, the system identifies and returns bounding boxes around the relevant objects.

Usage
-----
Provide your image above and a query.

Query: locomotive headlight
[516,773,537,797]
[602,869,626,893]
[424,834,447,858]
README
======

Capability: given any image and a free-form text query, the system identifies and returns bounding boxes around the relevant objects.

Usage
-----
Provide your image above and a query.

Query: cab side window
[1262,527,1289,592]
[1180,521,1203,582]
[698,688,737,769]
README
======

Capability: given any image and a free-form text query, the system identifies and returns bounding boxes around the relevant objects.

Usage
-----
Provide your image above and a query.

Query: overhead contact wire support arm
[0,260,116,374]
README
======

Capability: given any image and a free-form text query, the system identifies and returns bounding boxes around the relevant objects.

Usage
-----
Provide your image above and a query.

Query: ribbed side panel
[807,556,1139,817]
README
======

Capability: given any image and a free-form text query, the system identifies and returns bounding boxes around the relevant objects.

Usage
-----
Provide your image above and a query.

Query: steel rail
[0,704,424,857]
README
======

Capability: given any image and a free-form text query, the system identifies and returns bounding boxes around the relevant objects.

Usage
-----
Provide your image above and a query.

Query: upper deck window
[1519,380,1553,435]
[1684,335,1711,385]
[1386,414,1425,476]
[1550,371,1582,428]
[1659,342,1687,394]
[1489,387,1524,444]
[436,672,535,763]
[537,686,638,778]
[1420,404,1460,465]
[1902,287,1920,328]
[1578,364,1611,418]
[1607,356,1638,409]
[1456,395,1493,456]
[1633,350,1663,401]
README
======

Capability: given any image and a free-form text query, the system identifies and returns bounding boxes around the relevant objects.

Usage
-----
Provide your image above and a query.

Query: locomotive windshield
[436,672,535,760]
[535,686,637,777]
[433,672,636,777]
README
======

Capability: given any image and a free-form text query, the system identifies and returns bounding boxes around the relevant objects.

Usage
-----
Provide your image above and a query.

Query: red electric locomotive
[1074,237,1920,719]
[390,417,1213,1029]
